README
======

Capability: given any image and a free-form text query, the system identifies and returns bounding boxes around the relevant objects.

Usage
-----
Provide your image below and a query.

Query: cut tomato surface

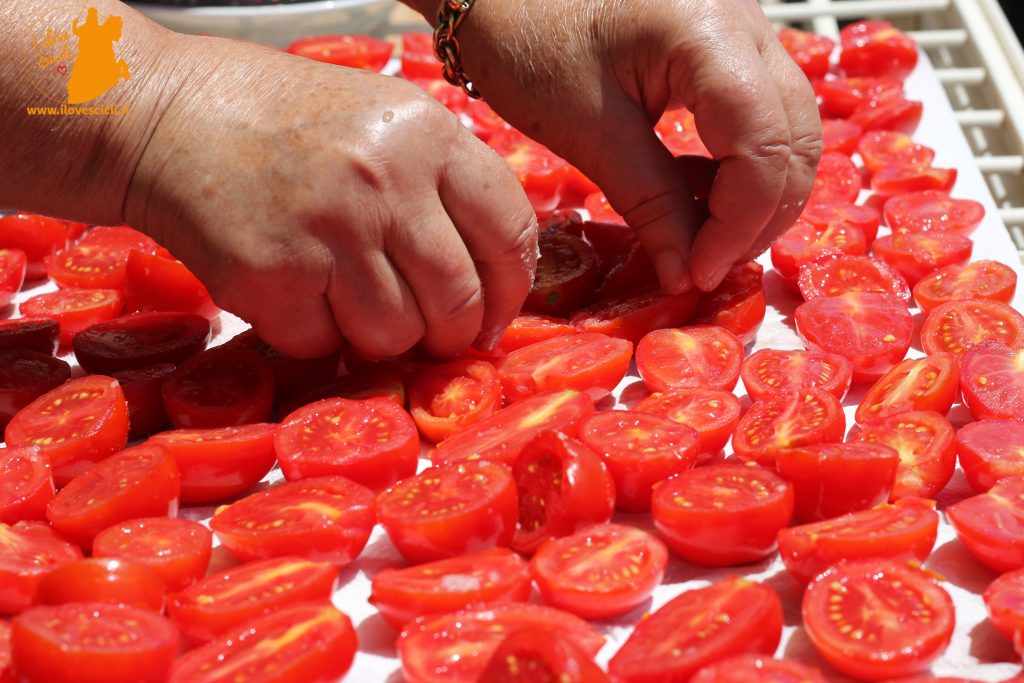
[479,627,610,683]
[839,19,919,80]
[33,558,166,612]
[496,332,632,402]
[913,259,1017,313]
[494,315,577,355]
[732,388,845,466]
[0,213,67,280]
[948,476,1024,573]
[0,521,82,614]
[797,253,911,302]
[490,130,571,213]
[524,229,600,315]
[287,33,392,70]
[635,325,742,393]
[920,299,1024,357]
[984,568,1024,641]
[162,346,275,428]
[92,516,211,592]
[871,165,956,196]
[821,118,863,155]
[885,190,985,235]
[72,312,210,375]
[771,220,869,283]
[960,341,1024,421]
[690,260,767,344]
[815,77,903,119]
[0,350,71,431]
[808,152,862,205]
[634,387,742,456]
[740,348,853,402]
[850,92,923,134]
[855,353,960,423]
[957,419,1024,493]
[573,289,700,344]
[409,359,501,443]
[858,130,936,175]
[19,288,123,346]
[778,27,834,79]
[691,655,827,683]
[399,32,441,79]
[850,410,956,501]
[0,250,26,309]
[124,249,219,319]
[0,447,53,525]
[872,231,973,285]
[802,201,881,243]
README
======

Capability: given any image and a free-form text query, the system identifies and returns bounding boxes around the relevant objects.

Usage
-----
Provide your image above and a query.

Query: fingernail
[473,326,505,353]
[655,250,692,295]
[704,264,732,292]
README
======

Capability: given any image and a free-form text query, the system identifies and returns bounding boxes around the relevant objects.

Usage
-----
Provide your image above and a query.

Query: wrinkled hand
[457,0,822,292]
[126,37,537,359]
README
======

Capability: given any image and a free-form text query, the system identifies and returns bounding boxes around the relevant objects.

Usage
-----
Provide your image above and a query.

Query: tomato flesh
[871,165,956,196]
[809,152,862,205]
[496,332,632,402]
[771,220,868,284]
[913,259,1017,312]
[797,253,911,303]
[124,249,219,320]
[948,476,1024,573]
[885,190,985,235]
[636,325,742,393]
[524,229,599,315]
[840,20,919,80]
[778,27,834,79]
[920,299,1024,357]
[0,319,60,356]
[19,289,123,346]
[0,250,26,309]
[572,289,700,344]
[0,521,82,614]
[732,388,845,466]
[984,568,1024,640]
[859,130,936,175]
[0,448,53,525]
[956,419,1024,493]
[855,353,960,423]
[802,202,881,243]
[33,558,165,612]
[287,33,393,71]
[872,231,972,286]
[490,130,571,213]
[72,312,210,375]
[409,359,501,443]
[850,410,956,501]
[691,260,766,344]
[691,655,826,683]
[821,118,863,155]
[92,516,211,592]
[479,627,610,683]
[634,387,742,456]
[740,348,853,402]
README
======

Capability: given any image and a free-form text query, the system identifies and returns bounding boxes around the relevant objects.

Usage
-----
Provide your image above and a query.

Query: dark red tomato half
[636,325,742,393]
[496,333,632,403]
[72,312,210,375]
[957,419,1024,493]
[778,27,834,79]
[0,319,60,356]
[124,249,219,320]
[634,387,742,456]
[0,521,82,614]
[691,655,826,683]
[370,548,531,629]
[162,346,275,428]
[859,130,936,175]
[609,576,783,683]
[740,348,853,402]
[691,260,767,345]
[223,328,341,401]
[913,259,1017,313]
[872,231,973,286]
[0,350,71,431]
[798,253,911,303]
[409,358,501,443]
[46,444,180,548]
[5,375,128,487]
[112,363,175,439]
[0,448,53,526]
[920,299,1024,357]
[0,214,67,280]
[593,239,657,301]
[777,498,938,584]
[92,517,211,592]
[281,368,405,415]
[821,118,863,155]
[19,289,123,347]
[33,558,166,612]
[771,220,869,284]
[803,560,954,681]
[871,165,956,196]
[855,353,960,423]
[776,443,899,522]
[948,476,1024,573]
[732,388,845,466]
[839,20,919,80]
[11,603,177,683]
[573,289,700,344]
[984,568,1024,640]
[850,410,956,501]
[885,190,985,235]
[524,229,600,315]
[808,152,862,205]
[0,250,25,309]
[651,462,794,566]
[480,627,610,683]
[287,34,393,71]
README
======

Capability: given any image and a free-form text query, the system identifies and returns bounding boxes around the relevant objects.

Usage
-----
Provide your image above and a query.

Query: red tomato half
[778,498,938,584]
[0,319,59,356]
[583,192,626,226]
[378,461,517,564]
[771,220,869,283]
[691,655,826,683]
[162,346,275,428]
[19,289,123,346]
[124,249,219,319]
[0,350,71,431]
[850,410,956,501]
[872,231,973,285]
[400,32,441,79]
[855,353,960,423]
[802,202,881,243]
[858,130,936,175]
[948,476,1024,572]
[92,517,211,592]
[33,558,165,612]
[0,521,81,614]
[573,289,700,345]
[490,130,571,213]
[840,20,919,80]
[809,152,862,205]
[798,253,911,303]
[885,190,985,235]
[530,523,667,620]
[913,259,1017,312]
[821,118,863,155]
[732,388,845,466]
[778,27,834,79]
[480,627,610,683]
[466,99,511,141]
[0,250,25,309]
[803,560,953,681]
[112,364,175,439]
[0,448,53,525]
[370,548,531,629]
[609,576,782,683]
[984,568,1024,640]
[0,214,67,280]
[210,476,376,565]
[795,291,913,383]
[634,387,742,456]
[5,375,128,487]
[691,260,767,344]
[409,359,500,443]
[170,603,356,683]
[871,165,956,196]
[524,229,600,315]
[496,333,632,402]
[957,419,1024,493]
[46,445,179,548]
[11,603,176,683]
[815,77,903,119]
[287,34,392,71]
[958,342,1024,420]
[921,299,1024,357]
[45,227,156,289]
[72,312,210,375]
[850,92,923,134]
[495,315,576,355]
[636,325,742,393]
[651,463,793,566]
[512,432,614,554]
[411,77,468,114]
[0,621,10,683]
[740,348,853,402]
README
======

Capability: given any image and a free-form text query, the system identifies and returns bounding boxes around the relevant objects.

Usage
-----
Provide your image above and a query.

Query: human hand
[449,0,822,293]
[125,35,537,359]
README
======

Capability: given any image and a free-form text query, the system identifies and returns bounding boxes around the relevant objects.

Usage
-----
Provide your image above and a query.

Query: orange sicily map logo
[27,6,132,116]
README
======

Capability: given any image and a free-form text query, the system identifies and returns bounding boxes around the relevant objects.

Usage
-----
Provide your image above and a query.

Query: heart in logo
[56,64,67,75]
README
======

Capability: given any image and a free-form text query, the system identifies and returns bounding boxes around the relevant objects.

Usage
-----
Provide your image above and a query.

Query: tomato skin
[850,93,923,134]
[378,461,517,564]
[850,410,956,501]
[636,325,742,393]
[530,524,667,620]
[0,319,60,357]
[609,576,783,683]
[921,300,1024,357]
[776,443,899,522]
[490,130,571,213]
[815,77,903,119]
[211,476,376,565]
[479,627,610,683]
[124,249,219,320]
[803,560,953,681]
[802,201,881,242]
[840,20,918,80]
[885,190,985,235]
[872,165,956,196]
[578,411,699,512]
[5,375,128,487]
[777,498,938,584]
[798,253,911,303]
[168,556,336,643]
[46,445,180,549]
[691,655,826,683]
[287,33,393,71]
[409,359,501,443]
[111,363,174,439]
[11,603,177,683]
[634,387,742,456]
[0,250,25,309]
[691,260,767,344]
[858,130,936,175]
[0,350,71,431]
[33,558,165,612]
[524,229,600,315]
[73,312,210,375]
[0,448,53,525]
[855,353,960,423]
[957,342,1024,421]
[778,27,834,79]
[370,548,531,629]
[732,388,846,466]
[512,432,615,555]
[821,118,863,155]
[496,333,632,402]
[985,568,1024,640]
[872,231,973,286]
[0,522,82,614]
[809,152,862,205]
[957,419,1024,493]
[740,348,853,402]
[494,315,576,355]
[914,259,1017,313]
[948,476,1024,573]
[572,289,700,345]
[19,289,123,346]
[651,463,793,566]
[0,214,67,280]
[92,517,211,592]
[162,346,275,428]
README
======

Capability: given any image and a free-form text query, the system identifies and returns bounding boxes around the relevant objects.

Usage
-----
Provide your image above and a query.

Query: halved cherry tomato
[496,333,632,402]
[885,190,985,235]
[0,621,10,683]
[45,233,153,289]
[691,260,767,344]
[168,556,336,642]
[960,341,1024,421]
[78,226,155,251]
[370,548,531,629]
[651,463,793,566]
[19,289,123,346]
[0,522,81,614]
[276,397,418,489]
[921,299,1024,357]
[92,517,211,591]
[400,32,441,78]
[524,229,600,315]
[583,192,626,226]
[223,328,341,402]
[815,77,903,119]
[148,423,277,504]
[162,346,274,428]
[798,253,911,302]
[873,231,973,286]
[211,476,375,565]
[856,353,960,423]
[949,476,1024,573]
[850,92,923,134]
[530,523,666,619]
[957,419,1024,493]
[578,411,698,511]
[281,368,406,415]
[112,363,174,439]
[5,375,128,487]
[796,291,913,383]
[636,325,742,393]
[0,350,71,431]
[840,19,919,80]
[634,387,742,455]
[287,34,392,70]
[778,27,834,79]
[46,445,179,548]
[609,576,782,683]
[771,220,869,283]
[803,560,953,681]
[466,98,511,141]
[0,448,52,525]
[0,319,59,356]
[691,655,826,683]
[776,443,899,522]
[490,130,571,213]
[432,390,594,466]
[0,250,25,309]
[409,359,501,443]
[494,315,576,355]
[480,627,610,683]
[821,118,863,155]
[914,259,1017,312]
[72,312,210,375]
[809,152,862,205]
[655,108,711,157]
[411,77,468,114]
[33,558,165,612]
[985,568,1024,640]
[0,214,67,280]
[849,410,956,500]
[732,388,845,466]
[859,130,935,174]
[740,348,853,402]
[11,603,176,683]
[573,289,700,344]
[872,164,956,196]
[802,202,881,243]
[124,249,219,320]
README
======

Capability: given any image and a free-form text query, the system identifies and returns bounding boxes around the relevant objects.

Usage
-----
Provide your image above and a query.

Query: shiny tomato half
[802,201,881,243]
[634,387,742,455]
[19,289,123,346]
[913,259,1017,312]
[872,231,973,285]
[740,348,853,402]
[691,655,826,683]
[957,419,1024,493]
[858,130,935,175]
[0,448,53,525]
[850,410,956,501]
[959,341,1024,421]
[0,521,81,614]
[849,92,923,134]
[732,388,845,466]
[490,130,571,213]
[855,353,959,423]
[494,315,576,355]
[984,568,1024,640]
[885,190,985,235]
[496,333,632,402]
[771,220,868,283]
[399,32,441,79]
[0,250,26,309]
[287,34,392,71]
[839,20,919,80]
[809,152,862,205]
[92,516,211,592]
[948,476,1024,573]
[871,165,956,196]
[409,359,501,442]
[572,289,700,344]
[691,260,767,344]
[45,226,156,290]
[636,325,742,393]
[797,253,911,302]
[920,299,1024,357]
[0,214,67,280]
[124,249,219,319]
[815,77,903,119]
[821,118,863,155]
[778,27,834,79]
[479,627,610,683]
[33,558,165,612]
